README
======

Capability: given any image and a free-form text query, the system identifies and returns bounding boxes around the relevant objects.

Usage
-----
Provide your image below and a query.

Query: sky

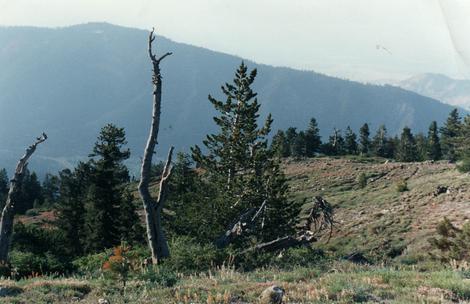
[1,0,470,82]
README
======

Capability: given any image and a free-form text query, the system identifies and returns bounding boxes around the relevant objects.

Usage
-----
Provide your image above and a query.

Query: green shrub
[25,209,39,217]
[10,222,72,276]
[102,245,132,290]
[72,251,110,276]
[396,179,408,192]
[357,173,367,189]
[428,218,470,262]
[137,266,178,287]
[0,261,11,278]
[165,236,225,273]
[457,156,470,173]
[10,250,66,277]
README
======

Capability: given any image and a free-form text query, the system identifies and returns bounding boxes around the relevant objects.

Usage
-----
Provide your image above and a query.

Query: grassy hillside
[286,157,470,262]
[12,157,470,303]
[20,157,470,262]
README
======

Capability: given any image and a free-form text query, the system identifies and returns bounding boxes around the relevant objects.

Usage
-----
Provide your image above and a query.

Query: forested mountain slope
[0,23,460,174]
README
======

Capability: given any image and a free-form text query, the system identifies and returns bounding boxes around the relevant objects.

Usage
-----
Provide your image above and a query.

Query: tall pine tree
[396,127,418,162]
[427,121,442,161]
[192,62,301,245]
[305,118,321,157]
[372,125,388,158]
[359,123,371,156]
[55,164,90,256]
[83,124,142,252]
[441,109,462,162]
[344,126,358,155]
[271,130,290,157]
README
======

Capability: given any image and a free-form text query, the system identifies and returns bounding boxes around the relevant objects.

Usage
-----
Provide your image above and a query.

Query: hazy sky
[1,0,470,81]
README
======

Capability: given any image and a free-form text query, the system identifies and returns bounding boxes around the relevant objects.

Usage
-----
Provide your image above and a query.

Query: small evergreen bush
[357,173,367,189]
[165,236,225,273]
[457,156,470,173]
[137,266,178,287]
[396,179,408,192]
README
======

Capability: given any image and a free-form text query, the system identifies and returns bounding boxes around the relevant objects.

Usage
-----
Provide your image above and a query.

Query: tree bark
[138,28,173,264]
[0,133,47,262]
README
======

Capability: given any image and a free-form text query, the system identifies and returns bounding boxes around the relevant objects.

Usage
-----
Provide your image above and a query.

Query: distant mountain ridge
[0,23,462,175]
[398,73,470,110]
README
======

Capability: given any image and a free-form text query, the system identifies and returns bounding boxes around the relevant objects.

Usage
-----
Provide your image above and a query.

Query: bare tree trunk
[138,28,173,264]
[0,133,47,262]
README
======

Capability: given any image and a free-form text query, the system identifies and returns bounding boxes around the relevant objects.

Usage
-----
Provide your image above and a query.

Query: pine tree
[372,125,388,157]
[396,127,418,162]
[83,124,142,252]
[415,133,428,162]
[285,127,298,156]
[441,109,462,162]
[271,130,290,157]
[327,128,345,155]
[55,164,90,256]
[191,62,301,244]
[166,153,221,242]
[359,123,371,156]
[305,118,321,157]
[41,173,60,206]
[118,189,145,245]
[16,170,42,214]
[344,126,358,155]
[292,131,306,157]
[427,121,442,161]
[386,136,399,159]
[192,62,272,188]
[456,116,470,172]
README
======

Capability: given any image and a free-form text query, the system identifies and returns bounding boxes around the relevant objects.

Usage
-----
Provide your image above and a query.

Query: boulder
[0,285,22,297]
[259,285,284,304]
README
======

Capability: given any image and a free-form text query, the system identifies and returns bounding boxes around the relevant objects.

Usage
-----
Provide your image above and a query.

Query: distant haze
[1,0,470,82]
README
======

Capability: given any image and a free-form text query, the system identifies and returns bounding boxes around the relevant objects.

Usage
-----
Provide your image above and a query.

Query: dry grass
[0,262,469,303]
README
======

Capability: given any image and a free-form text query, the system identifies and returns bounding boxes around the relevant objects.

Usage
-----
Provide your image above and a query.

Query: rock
[433,185,448,197]
[0,285,22,297]
[259,285,284,304]
[98,299,110,304]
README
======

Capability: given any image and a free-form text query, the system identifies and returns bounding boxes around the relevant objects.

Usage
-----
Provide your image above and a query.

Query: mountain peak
[399,74,470,110]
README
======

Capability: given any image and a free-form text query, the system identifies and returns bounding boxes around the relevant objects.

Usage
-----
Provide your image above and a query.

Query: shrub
[25,209,39,217]
[10,223,72,276]
[428,218,470,262]
[102,245,132,290]
[396,179,408,192]
[137,266,178,287]
[457,156,470,173]
[357,173,367,189]
[72,251,110,276]
[165,236,225,273]
[0,261,11,278]
[9,250,66,277]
